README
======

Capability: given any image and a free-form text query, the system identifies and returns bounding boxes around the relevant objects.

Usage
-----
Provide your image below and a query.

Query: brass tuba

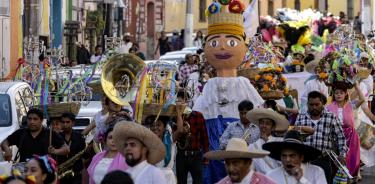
[101,54,146,106]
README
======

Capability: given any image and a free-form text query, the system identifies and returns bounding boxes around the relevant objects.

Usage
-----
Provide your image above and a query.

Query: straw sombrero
[262,130,321,162]
[113,121,166,164]
[246,108,289,131]
[204,138,269,160]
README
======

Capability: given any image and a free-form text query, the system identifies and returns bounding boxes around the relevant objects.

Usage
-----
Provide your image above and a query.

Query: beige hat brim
[113,121,166,165]
[305,60,319,74]
[305,52,322,74]
[204,150,269,160]
[246,109,290,131]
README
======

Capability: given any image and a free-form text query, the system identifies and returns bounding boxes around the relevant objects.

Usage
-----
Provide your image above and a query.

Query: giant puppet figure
[193,1,264,183]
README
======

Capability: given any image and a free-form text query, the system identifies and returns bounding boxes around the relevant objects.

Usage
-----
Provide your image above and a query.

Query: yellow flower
[264,75,273,81]
[318,72,328,79]
[255,75,261,81]
[263,84,270,92]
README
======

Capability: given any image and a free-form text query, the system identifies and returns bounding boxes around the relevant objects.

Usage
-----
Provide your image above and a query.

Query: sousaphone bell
[101,54,146,106]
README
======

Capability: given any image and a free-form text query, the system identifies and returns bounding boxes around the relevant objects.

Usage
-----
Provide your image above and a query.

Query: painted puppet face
[204,34,247,74]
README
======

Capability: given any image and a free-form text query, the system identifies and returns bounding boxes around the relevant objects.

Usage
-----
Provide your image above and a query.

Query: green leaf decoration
[332,60,339,70]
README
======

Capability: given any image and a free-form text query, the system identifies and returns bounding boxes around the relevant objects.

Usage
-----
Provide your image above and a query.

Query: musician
[1,108,69,162]
[175,90,209,184]
[219,100,260,150]
[294,91,347,184]
[264,130,327,184]
[247,108,289,174]
[57,112,86,184]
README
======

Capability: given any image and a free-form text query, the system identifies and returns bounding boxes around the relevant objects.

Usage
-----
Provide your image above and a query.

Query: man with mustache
[294,91,347,184]
[264,130,326,184]
[204,138,276,184]
[112,122,167,184]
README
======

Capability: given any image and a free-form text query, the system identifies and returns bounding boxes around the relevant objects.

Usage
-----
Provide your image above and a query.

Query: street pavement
[360,165,375,184]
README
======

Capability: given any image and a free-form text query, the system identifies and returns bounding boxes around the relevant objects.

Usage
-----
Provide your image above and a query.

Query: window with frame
[0,0,10,16]
[199,0,207,22]
[15,91,28,125]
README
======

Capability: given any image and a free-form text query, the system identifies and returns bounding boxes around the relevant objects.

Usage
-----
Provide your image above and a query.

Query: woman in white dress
[87,127,128,184]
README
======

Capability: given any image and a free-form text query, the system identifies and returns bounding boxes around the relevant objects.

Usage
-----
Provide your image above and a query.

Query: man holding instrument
[57,112,86,184]
[219,100,260,149]
[1,108,69,162]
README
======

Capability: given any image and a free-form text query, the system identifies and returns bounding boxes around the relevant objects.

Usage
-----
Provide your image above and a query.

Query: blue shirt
[219,121,260,150]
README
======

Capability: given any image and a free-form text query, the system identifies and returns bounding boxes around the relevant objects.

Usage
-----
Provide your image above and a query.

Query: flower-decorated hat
[206,0,246,37]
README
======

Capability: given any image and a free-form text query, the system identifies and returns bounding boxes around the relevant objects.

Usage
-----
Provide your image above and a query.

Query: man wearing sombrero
[112,122,167,183]
[193,1,264,182]
[263,130,327,184]
[205,138,276,184]
[247,108,290,174]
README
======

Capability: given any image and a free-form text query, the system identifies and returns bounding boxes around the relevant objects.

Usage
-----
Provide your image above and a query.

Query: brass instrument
[57,146,89,179]
[101,54,146,106]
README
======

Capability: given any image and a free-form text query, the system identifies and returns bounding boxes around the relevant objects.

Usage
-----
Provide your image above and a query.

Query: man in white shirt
[204,138,277,184]
[116,33,133,54]
[113,122,167,184]
[247,108,290,174]
[90,45,105,64]
[263,130,327,184]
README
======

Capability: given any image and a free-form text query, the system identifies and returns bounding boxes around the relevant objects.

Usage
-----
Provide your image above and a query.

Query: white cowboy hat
[204,138,269,160]
[246,108,290,132]
[124,32,132,37]
[113,121,166,164]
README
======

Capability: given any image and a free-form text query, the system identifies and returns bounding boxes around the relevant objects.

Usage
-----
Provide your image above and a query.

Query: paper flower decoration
[228,0,245,13]
[208,2,221,14]
[219,0,231,5]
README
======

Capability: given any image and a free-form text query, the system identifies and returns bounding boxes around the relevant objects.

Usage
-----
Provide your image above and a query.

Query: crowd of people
[4,2,375,184]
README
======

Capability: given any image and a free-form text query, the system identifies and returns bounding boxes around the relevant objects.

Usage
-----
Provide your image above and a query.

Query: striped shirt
[219,121,260,150]
[294,109,347,157]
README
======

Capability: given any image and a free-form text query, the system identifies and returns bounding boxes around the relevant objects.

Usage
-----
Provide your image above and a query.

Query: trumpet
[326,150,353,179]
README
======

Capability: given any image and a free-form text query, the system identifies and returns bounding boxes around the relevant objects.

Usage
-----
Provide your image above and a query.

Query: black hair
[95,45,102,50]
[105,126,114,141]
[307,91,327,105]
[27,108,44,120]
[101,170,134,184]
[196,49,204,55]
[33,158,56,184]
[304,53,315,65]
[176,89,190,100]
[332,83,349,102]
[264,100,277,111]
[238,100,254,111]
[129,47,138,53]
[60,112,76,122]
[144,115,170,127]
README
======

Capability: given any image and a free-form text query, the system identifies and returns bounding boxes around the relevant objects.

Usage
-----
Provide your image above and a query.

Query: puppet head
[204,0,247,77]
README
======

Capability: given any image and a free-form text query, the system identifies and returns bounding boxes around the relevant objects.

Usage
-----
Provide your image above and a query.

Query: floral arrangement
[327,54,357,88]
[254,64,288,99]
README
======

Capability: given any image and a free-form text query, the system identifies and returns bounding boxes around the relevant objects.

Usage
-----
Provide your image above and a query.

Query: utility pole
[184,0,193,47]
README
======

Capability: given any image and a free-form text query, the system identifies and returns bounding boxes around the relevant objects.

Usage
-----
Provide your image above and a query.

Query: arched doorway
[147,2,155,59]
